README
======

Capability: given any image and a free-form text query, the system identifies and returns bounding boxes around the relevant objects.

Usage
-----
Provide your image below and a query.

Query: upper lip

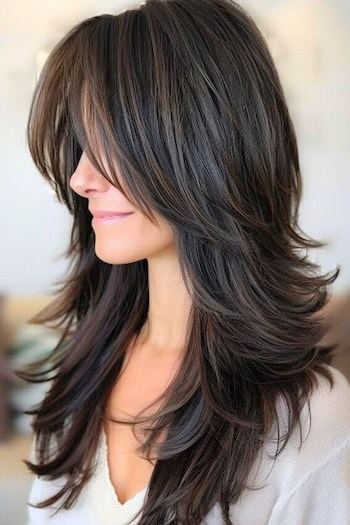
[90,210,133,217]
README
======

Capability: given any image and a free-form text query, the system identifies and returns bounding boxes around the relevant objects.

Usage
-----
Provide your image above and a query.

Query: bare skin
[103,333,185,504]
[69,150,192,504]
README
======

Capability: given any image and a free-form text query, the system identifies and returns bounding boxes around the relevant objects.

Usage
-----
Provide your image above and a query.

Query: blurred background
[0,0,349,523]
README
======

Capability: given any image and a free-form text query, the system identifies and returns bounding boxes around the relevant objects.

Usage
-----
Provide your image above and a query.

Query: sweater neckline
[99,425,149,509]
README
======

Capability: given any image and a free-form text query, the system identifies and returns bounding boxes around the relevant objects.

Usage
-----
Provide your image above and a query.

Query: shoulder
[310,364,350,417]
[299,365,350,449]
[277,364,350,445]
[261,365,350,493]
[266,437,350,525]
[266,367,350,525]
[224,366,350,524]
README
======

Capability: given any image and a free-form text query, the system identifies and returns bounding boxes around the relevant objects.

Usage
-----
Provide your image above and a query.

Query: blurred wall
[0,0,349,295]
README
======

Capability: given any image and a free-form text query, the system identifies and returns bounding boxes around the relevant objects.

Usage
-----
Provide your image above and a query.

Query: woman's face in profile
[69,150,175,264]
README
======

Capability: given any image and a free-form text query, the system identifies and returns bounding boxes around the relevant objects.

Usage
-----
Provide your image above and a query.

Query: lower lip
[92,213,134,226]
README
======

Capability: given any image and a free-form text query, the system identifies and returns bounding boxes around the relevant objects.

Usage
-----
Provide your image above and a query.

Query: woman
[18,0,350,524]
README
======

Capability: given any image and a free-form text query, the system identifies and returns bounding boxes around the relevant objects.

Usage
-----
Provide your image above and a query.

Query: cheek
[92,212,175,264]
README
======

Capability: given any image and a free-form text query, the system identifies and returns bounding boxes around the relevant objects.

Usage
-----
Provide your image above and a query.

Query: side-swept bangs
[27,12,157,221]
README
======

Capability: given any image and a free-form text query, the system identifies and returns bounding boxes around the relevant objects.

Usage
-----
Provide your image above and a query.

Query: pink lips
[91,211,134,226]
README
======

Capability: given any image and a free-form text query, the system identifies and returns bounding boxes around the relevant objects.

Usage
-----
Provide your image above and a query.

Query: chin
[95,253,129,265]
[94,246,143,265]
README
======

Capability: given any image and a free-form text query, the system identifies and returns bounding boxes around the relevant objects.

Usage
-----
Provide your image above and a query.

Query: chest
[103,350,181,505]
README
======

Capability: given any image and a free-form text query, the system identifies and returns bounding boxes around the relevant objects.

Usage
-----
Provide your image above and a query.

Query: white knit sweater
[27,365,350,524]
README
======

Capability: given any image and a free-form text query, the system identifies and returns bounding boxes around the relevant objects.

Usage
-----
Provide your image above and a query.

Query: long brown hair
[18,0,339,523]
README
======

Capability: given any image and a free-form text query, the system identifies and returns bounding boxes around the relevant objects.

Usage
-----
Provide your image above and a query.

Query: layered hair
[18,0,339,523]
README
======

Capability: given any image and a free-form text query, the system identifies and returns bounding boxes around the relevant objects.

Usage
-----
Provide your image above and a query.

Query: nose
[69,151,109,198]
